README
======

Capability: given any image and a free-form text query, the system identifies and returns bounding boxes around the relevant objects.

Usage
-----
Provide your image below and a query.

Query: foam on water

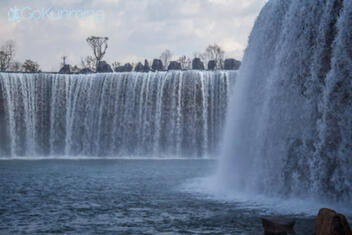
[182,175,352,217]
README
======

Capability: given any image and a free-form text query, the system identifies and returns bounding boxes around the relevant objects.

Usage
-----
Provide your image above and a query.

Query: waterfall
[0,71,235,158]
[218,0,352,202]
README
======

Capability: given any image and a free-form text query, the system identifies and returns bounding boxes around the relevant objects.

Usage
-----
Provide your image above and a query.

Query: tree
[10,61,22,72]
[160,49,172,70]
[178,55,191,70]
[86,36,109,64]
[204,44,225,69]
[22,59,40,72]
[0,40,15,71]
[111,61,121,70]
[193,51,206,61]
[81,56,97,72]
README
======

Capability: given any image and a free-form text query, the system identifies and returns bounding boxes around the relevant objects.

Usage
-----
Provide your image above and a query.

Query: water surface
[0,160,314,234]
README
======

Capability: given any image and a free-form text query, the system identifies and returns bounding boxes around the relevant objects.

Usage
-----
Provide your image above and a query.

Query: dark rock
[144,59,150,72]
[151,59,163,71]
[114,66,125,72]
[192,58,204,70]
[224,58,241,70]
[315,208,352,235]
[168,61,181,70]
[135,62,144,72]
[114,63,133,72]
[80,68,93,74]
[208,60,217,70]
[58,64,71,74]
[96,60,113,73]
[123,63,133,72]
[261,217,295,235]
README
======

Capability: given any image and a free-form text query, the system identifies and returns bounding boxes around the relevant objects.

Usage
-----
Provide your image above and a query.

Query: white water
[182,176,352,217]
[217,0,352,205]
[0,71,235,158]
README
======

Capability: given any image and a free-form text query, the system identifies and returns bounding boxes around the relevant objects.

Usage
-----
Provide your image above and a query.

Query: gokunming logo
[8,6,105,23]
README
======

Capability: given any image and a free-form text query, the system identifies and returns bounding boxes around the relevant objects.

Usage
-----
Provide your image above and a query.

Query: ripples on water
[0,160,316,234]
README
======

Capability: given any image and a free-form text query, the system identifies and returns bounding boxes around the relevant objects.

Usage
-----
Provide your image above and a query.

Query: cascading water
[0,71,235,158]
[218,0,352,203]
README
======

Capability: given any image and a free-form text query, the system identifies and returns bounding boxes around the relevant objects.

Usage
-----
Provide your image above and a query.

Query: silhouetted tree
[10,61,22,72]
[0,40,15,71]
[204,44,224,69]
[160,49,172,69]
[178,56,192,70]
[111,61,121,70]
[81,56,97,72]
[86,36,109,64]
[22,59,40,72]
[193,51,206,61]
[193,44,225,69]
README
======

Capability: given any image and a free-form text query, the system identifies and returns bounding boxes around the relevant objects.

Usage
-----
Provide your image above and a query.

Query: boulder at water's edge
[315,208,352,235]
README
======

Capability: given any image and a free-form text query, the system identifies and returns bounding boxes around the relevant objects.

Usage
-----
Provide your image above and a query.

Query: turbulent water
[0,71,235,158]
[218,0,352,202]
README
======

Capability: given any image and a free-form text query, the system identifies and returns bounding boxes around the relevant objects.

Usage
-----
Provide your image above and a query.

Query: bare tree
[193,51,207,65]
[81,56,97,71]
[178,56,191,70]
[22,59,40,72]
[0,40,15,71]
[86,36,109,64]
[10,61,22,72]
[160,49,172,69]
[204,44,225,69]
[111,61,121,70]
[130,62,136,70]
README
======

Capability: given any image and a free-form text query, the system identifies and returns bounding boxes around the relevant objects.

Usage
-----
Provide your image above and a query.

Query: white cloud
[221,38,245,52]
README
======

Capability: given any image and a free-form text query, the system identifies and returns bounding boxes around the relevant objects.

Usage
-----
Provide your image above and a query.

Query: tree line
[0,36,237,73]
[79,38,235,73]
[0,40,40,72]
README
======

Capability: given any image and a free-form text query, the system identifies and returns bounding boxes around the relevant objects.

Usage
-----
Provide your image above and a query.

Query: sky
[0,0,267,71]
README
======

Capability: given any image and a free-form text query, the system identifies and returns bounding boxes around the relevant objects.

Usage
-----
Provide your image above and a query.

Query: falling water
[218,0,352,202]
[0,71,235,158]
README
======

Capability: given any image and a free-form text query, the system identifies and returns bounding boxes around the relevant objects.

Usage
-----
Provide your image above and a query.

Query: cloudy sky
[0,0,267,71]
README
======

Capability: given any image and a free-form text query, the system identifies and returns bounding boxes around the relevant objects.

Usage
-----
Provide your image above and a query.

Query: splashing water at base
[182,175,352,217]
[212,0,352,210]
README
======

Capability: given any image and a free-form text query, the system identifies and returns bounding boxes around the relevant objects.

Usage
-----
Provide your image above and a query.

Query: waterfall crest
[219,0,352,202]
[0,71,235,158]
